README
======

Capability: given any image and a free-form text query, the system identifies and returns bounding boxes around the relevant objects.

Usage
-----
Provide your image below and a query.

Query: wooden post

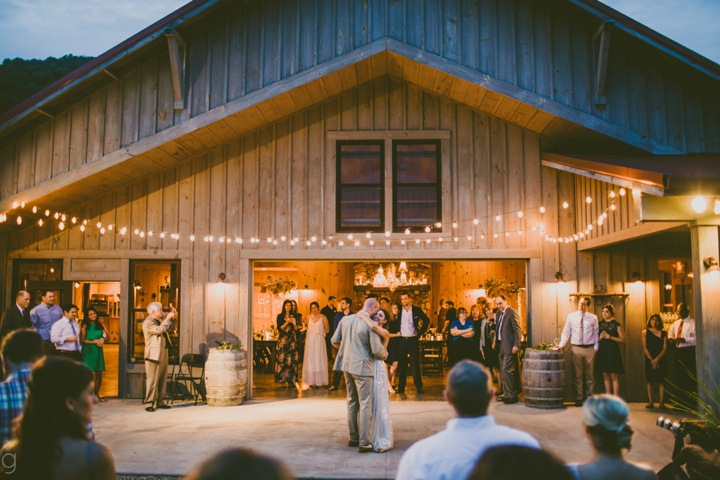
[164,28,186,111]
[690,225,720,412]
[593,20,615,106]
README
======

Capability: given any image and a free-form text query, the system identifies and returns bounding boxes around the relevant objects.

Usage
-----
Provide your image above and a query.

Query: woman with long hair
[642,314,668,409]
[1,357,115,479]
[275,300,299,388]
[301,302,329,388]
[385,303,402,393]
[80,307,109,402]
[480,304,501,397]
[596,304,625,397]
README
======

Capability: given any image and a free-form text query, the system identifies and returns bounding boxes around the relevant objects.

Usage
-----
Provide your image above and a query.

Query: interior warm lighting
[714,199,720,215]
[665,284,673,291]
[692,196,707,213]
[398,262,408,272]
[562,202,569,209]
[373,265,389,288]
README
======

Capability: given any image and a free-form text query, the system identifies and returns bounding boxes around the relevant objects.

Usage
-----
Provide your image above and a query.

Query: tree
[0,55,94,115]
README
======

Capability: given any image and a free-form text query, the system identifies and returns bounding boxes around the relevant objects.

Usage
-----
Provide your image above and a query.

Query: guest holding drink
[449,308,475,366]
[642,314,668,409]
[596,304,625,397]
[275,300,299,389]
[80,307,109,402]
[480,304,501,397]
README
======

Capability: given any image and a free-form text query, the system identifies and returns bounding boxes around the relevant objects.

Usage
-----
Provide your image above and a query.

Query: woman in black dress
[275,300,299,388]
[480,304,501,396]
[597,304,626,397]
[385,303,401,392]
[642,314,668,409]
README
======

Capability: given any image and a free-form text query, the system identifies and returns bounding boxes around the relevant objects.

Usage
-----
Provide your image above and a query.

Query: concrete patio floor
[94,396,675,479]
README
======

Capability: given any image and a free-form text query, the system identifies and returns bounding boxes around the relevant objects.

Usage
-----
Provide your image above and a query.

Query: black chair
[171,354,206,405]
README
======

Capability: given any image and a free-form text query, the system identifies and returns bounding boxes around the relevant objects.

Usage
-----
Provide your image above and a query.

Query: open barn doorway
[250,260,528,402]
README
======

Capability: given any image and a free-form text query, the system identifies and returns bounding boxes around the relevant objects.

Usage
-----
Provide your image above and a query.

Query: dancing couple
[331,298,393,453]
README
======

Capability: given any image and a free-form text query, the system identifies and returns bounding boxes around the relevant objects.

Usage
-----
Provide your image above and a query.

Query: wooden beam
[577,221,687,251]
[35,108,54,119]
[102,69,118,80]
[239,248,541,260]
[593,20,615,106]
[164,28,186,110]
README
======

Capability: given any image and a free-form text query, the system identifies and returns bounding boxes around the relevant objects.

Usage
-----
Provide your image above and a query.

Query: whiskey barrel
[204,349,247,406]
[521,349,565,409]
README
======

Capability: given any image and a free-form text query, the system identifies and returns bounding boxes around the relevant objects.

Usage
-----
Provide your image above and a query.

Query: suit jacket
[496,307,521,354]
[143,317,174,362]
[399,305,430,337]
[0,305,31,341]
[331,313,387,376]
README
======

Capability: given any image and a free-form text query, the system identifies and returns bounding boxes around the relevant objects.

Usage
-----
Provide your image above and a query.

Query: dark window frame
[392,139,442,232]
[335,140,385,233]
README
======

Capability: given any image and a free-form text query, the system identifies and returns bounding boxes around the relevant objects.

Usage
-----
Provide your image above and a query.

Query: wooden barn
[0,0,718,403]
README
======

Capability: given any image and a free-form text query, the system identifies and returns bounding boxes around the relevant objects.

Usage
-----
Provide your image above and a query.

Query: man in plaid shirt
[0,329,44,445]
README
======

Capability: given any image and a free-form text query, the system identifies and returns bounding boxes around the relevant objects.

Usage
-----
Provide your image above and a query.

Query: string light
[495,215,500,222]
[517,211,523,218]
[540,206,546,213]
[474,218,480,225]
[38,219,43,226]
[32,206,37,214]
[452,222,457,228]
[619,188,626,196]
[562,202,569,209]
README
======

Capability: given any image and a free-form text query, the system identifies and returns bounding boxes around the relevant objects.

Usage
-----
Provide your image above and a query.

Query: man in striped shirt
[0,329,44,445]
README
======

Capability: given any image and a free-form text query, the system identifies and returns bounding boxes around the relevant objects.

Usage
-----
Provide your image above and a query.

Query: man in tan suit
[143,301,176,412]
[331,298,387,453]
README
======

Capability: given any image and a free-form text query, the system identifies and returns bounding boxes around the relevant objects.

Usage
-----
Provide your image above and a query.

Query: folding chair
[171,354,206,405]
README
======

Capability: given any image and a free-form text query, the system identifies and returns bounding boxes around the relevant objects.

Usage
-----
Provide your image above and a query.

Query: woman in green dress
[81,307,108,401]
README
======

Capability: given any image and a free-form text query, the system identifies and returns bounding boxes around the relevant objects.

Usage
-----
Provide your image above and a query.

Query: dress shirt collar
[16,304,24,314]
[5,368,33,384]
[446,414,496,431]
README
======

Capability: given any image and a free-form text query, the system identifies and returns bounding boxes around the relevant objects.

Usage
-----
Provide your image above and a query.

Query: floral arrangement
[259,276,296,295]
[483,277,523,299]
[215,341,243,350]
[532,343,554,351]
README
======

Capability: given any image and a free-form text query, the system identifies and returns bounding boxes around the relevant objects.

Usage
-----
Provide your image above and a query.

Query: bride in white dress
[358,308,394,452]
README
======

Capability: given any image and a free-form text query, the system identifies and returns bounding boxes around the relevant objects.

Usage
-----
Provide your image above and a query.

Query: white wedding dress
[371,351,394,451]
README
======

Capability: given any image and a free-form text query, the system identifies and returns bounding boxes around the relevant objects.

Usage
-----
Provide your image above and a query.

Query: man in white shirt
[557,297,599,407]
[50,304,82,362]
[668,302,696,406]
[396,360,539,480]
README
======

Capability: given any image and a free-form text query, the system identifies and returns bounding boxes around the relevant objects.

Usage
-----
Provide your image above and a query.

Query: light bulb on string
[71,217,77,224]
[610,204,616,211]
[425,226,431,233]
[517,211,523,218]
[190,235,195,241]
[386,240,391,245]
[466,235,472,241]
[435,222,442,228]
[159,232,165,239]
[108,224,113,231]
[218,236,224,243]
[579,232,585,238]
[587,224,593,231]
[281,236,286,241]
[38,219,43,226]
[32,206,38,214]
[44,210,50,217]
[148,231,153,237]
[494,233,498,238]
[354,240,360,246]
[80,224,85,232]
[415,239,420,244]
[365,233,371,239]
[322,240,327,245]
[505,232,510,237]
[293,237,299,242]
[236,237,242,244]
[100,227,106,235]
[438,237,443,242]
[540,206,546,213]
[59,222,65,231]
[494,215,500,222]
[369,240,374,245]
[267,237,273,243]
[306,241,311,246]
[348,234,353,240]
[204,236,209,242]
[475,218,480,225]
[452,222,458,228]
[273,240,278,245]
[586,196,592,204]
[311,236,317,242]
[518,230,522,235]
[619,188,626,196]
[54,212,59,219]
[11,202,18,209]
[562,202,569,209]
[385,231,391,237]
[480,234,485,239]
[20,202,25,208]
[405,229,410,235]
[61,214,66,222]
[134,229,139,235]
[401,239,406,245]
[209,236,214,242]
[609,191,616,199]
[83,220,87,225]
[425,238,430,244]
[120,227,127,235]
[338,241,344,246]
[290,240,295,246]
[453,237,458,242]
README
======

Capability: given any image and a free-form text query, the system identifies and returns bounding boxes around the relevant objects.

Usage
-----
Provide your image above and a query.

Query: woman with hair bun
[571,394,657,480]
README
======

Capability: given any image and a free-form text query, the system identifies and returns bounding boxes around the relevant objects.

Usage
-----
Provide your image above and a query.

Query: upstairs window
[393,140,442,231]
[336,141,384,232]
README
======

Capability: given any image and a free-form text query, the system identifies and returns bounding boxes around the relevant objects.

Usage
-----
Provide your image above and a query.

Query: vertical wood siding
[2,0,719,203]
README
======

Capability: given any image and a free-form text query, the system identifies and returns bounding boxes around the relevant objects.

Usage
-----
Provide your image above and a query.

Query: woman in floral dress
[275,300,299,388]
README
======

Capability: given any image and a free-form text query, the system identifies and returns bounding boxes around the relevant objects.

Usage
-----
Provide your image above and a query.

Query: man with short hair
[558,297,599,407]
[50,304,83,362]
[396,360,539,479]
[495,295,521,404]
[379,297,390,312]
[143,302,177,412]
[30,289,64,355]
[329,297,353,391]
[396,292,429,394]
[321,296,337,361]
[0,290,32,341]
[668,302,696,406]
[0,329,44,445]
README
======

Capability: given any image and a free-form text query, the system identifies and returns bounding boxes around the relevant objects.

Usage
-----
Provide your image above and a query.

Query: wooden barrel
[204,349,248,406]
[521,349,565,409]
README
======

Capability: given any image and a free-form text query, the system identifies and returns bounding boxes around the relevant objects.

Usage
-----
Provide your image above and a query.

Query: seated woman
[1,357,115,479]
[449,307,475,366]
[570,394,657,480]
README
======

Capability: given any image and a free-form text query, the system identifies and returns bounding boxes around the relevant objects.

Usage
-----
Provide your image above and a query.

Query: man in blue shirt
[29,290,64,355]
[0,329,44,445]
[329,297,353,391]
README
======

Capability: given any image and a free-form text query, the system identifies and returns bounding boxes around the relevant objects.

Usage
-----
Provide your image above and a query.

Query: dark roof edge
[1,0,719,134]
[0,0,221,131]
[570,0,720,81]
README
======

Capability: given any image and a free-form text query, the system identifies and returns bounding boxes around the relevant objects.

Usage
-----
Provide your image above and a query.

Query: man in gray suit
[495,295,521,404]
[331,298,388,453]
[143,301,176,412]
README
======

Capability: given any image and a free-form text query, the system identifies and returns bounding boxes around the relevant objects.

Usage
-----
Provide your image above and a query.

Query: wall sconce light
[691,195,707,214]
[631,272,642,283]
[217,273,227,283]
[703,256,719,273]
[554,271,565,283]
[133,281,142,290]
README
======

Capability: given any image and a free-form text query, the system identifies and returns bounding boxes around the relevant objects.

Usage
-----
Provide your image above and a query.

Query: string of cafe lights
[0,189,628,247]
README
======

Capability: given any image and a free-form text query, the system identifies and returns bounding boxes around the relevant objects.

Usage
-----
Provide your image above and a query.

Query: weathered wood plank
[138,59,159,141]
[86,90,107,163]
[209,21,228,109]
[52,111,71,177]
[33,121,53,185]
[103,81,122,155]
[121,71,140,148]
[16,132,36,193]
